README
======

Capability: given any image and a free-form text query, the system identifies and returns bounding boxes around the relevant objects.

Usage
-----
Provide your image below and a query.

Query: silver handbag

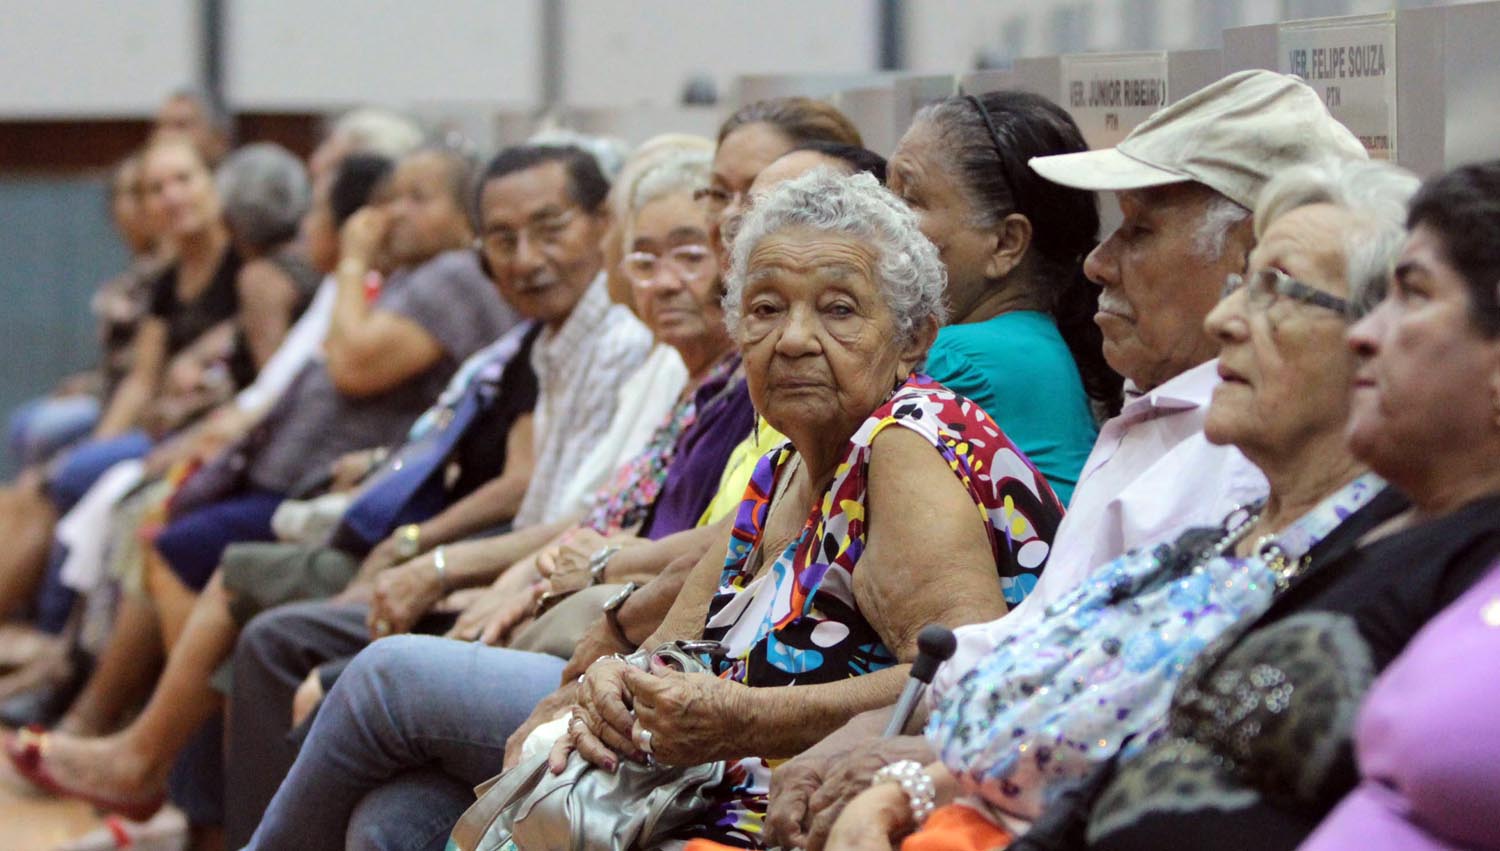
[451,641,728,851]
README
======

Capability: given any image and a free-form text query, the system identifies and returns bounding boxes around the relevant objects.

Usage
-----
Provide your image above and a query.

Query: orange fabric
[901,803,1015,851]
[684,841,742,851]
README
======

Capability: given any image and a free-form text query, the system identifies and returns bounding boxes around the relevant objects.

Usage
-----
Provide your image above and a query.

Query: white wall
[561,0,878,108]
[0,0,1484,121]
[0,0,199,117]
[224,0,541,110]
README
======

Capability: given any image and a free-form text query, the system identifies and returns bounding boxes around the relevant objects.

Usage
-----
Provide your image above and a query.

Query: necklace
[1206,503,1263,561]
[1204,504,1310,589]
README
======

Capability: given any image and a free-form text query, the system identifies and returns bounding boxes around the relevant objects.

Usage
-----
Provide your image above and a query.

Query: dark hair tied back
[926,90,1123,416]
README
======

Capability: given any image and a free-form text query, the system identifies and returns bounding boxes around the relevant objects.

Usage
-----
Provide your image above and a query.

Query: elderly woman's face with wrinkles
[738,226,921,448]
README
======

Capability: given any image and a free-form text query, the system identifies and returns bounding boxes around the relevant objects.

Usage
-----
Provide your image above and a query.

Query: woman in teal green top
[889,90,1120,504]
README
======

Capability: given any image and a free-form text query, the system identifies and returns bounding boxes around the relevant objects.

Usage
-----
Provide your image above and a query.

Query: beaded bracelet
[872,759,936,827]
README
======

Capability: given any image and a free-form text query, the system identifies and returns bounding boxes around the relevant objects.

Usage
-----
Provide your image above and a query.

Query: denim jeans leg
[245,635,566,850]
[345,768,478,851]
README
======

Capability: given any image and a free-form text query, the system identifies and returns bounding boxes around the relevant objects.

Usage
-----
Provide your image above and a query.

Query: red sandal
[4,725,166,822]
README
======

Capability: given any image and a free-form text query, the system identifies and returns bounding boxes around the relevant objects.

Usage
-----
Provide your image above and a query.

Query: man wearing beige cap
[762,70,1367,851]
[996,68,1366,617]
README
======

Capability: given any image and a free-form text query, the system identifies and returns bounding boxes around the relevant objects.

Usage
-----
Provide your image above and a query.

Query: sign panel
[1059,52,1169,149]
[1279,13,1398,160]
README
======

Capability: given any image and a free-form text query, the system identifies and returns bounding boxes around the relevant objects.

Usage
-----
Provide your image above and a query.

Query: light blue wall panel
[0,175,128,474]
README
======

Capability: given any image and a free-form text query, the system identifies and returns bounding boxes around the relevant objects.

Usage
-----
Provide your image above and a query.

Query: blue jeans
[45,431,152,513]
[8,394,100,468]
[245,635,566,851]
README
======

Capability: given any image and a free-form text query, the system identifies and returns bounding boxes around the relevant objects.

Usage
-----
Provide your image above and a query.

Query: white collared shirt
[512,272,653,527]
[936,358,1268,692]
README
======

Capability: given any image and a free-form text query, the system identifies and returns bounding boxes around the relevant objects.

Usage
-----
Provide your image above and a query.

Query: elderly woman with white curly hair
[543,168,1065,848]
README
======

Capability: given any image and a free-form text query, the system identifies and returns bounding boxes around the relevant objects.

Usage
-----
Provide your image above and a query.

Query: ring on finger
[374,618,393,636]
[634,726,654,755]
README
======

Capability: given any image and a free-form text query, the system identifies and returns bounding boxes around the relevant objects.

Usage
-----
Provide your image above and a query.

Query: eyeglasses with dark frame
[1223,267,1352,317]
[693,186,747,214]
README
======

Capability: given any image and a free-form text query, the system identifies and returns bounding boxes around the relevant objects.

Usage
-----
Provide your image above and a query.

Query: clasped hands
[547,653,742,775]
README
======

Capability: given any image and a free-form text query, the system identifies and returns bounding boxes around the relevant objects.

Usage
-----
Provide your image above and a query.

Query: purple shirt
[640,371,754,540]
[1301,559,1500,851]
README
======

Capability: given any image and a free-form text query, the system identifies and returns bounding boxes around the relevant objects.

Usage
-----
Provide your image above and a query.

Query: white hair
[330,108,426,160]
[630,149,712,214]
[621,149,712,247]
[724,168,948,342]
[1255,159,1420,315]
[216,143,309,253]
[1191,192,1253,259]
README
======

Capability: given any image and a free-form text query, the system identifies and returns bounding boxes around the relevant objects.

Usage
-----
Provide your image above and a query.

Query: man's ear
[983,213,1033,281]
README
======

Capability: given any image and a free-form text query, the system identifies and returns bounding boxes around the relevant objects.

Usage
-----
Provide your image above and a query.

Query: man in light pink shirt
[764,70,1368,850]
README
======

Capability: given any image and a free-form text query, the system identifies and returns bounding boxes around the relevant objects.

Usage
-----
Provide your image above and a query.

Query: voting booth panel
[1225,2,1500,176]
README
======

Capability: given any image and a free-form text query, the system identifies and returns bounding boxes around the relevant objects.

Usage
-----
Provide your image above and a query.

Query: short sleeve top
[246,250,516,494]
[148,247,242,358]
[701,373,1066,689]
[924,311,1099,505]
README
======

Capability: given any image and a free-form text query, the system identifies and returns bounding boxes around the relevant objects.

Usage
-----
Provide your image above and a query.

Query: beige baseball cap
[1029,69,1367,209]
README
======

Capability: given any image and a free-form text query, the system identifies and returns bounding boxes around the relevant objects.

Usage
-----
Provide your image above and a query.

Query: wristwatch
[601,581,639,650]
[588,545,622,585]
[394,523,423,561]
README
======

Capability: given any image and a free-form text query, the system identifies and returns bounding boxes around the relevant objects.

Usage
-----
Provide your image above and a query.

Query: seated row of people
[0,72,1496,851]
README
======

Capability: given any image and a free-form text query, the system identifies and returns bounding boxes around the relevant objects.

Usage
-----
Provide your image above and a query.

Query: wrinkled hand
[822,783,909,851]
[339,207,390,267]
[560,618,633,682]
[366,555,444,639]
[431,586,485,613]
[548,657,641,773]
[534,527,608,581]
[350,533,404,588]
[768,734,935,851]
[617,659,744,768]
[443,581,537,645]
[505,683,578,771]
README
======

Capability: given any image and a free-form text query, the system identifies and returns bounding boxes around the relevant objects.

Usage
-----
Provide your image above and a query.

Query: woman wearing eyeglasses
[824,158,1431,851]
[885,91,1120,506]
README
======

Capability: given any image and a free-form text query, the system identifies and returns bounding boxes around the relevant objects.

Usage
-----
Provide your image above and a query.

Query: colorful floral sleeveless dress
[676,374,1065,847]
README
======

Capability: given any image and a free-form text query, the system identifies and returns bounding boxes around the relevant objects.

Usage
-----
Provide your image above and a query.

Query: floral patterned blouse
[678,373,1065,848]
[925,473,1386,822]
[581,352,740,535]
